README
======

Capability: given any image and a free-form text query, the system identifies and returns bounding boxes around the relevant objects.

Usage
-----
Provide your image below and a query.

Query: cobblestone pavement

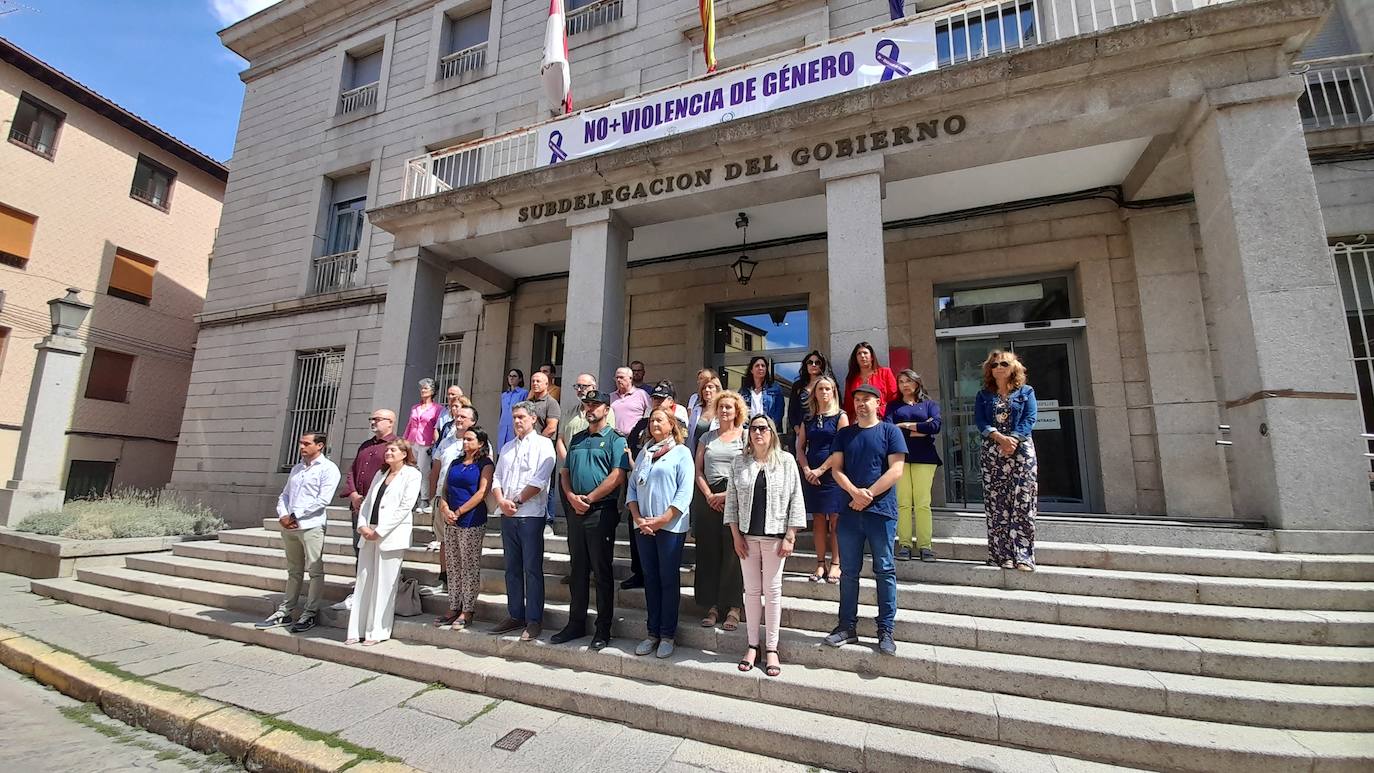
[0,574,814,772]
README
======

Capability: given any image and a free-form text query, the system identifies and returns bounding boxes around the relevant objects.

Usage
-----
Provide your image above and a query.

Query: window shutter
[0,204,36,263]
[109,249,156,303]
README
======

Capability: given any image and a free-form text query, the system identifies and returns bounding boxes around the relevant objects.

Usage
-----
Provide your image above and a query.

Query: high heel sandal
[826,564,841,585]
[700,607,719,628]
[811,564,826,582]
[723,608,741,631]
[737,645,758,672]
[764,649,781,677]
[435,611,461,627]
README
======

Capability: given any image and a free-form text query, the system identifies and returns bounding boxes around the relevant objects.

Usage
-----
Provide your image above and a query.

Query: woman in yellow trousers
[883,370,942,562]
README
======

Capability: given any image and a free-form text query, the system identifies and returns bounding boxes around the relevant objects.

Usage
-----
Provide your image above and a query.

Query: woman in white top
[347,439,421,645]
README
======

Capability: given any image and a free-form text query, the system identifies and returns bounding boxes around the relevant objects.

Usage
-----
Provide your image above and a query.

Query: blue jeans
[837,508,898,635]
[501,516,545,623]
[636,529,687,638]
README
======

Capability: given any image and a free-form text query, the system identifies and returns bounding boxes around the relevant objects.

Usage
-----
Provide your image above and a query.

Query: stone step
[104,546,1374,687]
[31,572,1374,772]
[29,576,1151,773]
[189,536,1374,643]
[245,524,1374,611]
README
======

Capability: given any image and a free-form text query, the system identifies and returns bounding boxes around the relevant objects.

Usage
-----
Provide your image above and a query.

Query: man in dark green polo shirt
[553,389,630,650]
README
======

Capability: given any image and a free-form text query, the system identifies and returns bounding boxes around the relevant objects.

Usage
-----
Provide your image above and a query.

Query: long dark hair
[792,349,834,402]
[896,369,929,403]
[846,341,881,382]
[463,425,491,462]
[746,355,773,389]
[504,368,525,392]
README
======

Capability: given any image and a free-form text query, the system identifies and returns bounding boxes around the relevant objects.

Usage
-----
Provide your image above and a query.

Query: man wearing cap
[620,380,688,590]
[823,383,907,656]
[552,389,630,649]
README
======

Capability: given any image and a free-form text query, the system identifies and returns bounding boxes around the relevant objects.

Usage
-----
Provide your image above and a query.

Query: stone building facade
[178,0,1373,540]
[0,38,227,498]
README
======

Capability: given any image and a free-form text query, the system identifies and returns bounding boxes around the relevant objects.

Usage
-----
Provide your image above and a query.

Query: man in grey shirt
[527,371,562,526]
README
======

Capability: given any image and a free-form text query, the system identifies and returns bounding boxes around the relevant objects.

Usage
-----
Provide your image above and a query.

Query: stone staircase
[28,506,1374,772]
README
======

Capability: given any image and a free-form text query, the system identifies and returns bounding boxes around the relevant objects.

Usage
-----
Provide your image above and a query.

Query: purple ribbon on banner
[548,130,567,163]
[875,39,911,82]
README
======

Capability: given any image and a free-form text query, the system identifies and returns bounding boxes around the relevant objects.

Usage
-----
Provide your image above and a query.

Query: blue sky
[0,1,280,161]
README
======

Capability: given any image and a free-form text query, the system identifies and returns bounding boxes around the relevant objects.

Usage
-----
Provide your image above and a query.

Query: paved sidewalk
[0,573,812,773]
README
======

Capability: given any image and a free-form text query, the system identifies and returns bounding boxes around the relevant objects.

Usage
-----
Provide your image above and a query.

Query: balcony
[339,81,379,114]
[1296,54,1374,131]
[439,42,487,80]
[130,184,170,211]
[401,0,1232,202]
[566,0,624,37]
[310,250,360,294]
[7,127,54,158]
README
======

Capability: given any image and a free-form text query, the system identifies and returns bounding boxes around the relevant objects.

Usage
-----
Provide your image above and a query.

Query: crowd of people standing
[261,345,1040,673]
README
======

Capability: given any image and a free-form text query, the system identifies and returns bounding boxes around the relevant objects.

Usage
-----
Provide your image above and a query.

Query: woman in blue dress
[497,368,527,452]
[793,375,848,583]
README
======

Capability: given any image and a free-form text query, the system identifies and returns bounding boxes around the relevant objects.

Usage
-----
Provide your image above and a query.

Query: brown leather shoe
[519,622,542,641]
[490,617,523,635]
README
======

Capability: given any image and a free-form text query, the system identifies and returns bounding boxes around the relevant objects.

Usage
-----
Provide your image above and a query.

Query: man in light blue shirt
[490,403,557,641]
[256,432,341,634]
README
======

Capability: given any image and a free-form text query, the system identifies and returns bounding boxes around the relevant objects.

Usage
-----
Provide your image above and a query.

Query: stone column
[1126,207,1234,518]
[1185,77,1370,529]
[562,209,629,389]
[471,297,512,429]
[0,315,90,526]
[373,247,447,421]
[822,155,889,362]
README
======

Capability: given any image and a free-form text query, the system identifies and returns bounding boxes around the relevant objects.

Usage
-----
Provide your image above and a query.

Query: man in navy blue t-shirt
[824,383,907,655]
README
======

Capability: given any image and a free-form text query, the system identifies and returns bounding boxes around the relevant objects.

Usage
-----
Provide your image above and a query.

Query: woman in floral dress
[973,350,1038,571]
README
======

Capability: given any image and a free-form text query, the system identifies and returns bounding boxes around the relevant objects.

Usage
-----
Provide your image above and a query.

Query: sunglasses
[805,359,822,366]
[991,361,1011,369]
[749,425,772,433]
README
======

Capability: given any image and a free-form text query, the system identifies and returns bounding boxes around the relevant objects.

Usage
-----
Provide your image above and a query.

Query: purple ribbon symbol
[875,39,911,82]
[549,130,567,164]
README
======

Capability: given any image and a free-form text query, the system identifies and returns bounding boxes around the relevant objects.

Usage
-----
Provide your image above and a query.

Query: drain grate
[493,728,537,752]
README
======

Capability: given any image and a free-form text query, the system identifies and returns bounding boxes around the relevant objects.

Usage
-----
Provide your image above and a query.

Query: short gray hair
[511,400,537,417]
[418,378,437,392]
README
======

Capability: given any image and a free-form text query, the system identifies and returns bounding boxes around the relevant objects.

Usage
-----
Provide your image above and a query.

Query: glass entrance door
[939,334,1092,511]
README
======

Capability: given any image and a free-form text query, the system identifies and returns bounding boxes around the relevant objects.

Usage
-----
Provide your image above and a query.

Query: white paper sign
[1035,399,1061,431]
[535,18,937,167]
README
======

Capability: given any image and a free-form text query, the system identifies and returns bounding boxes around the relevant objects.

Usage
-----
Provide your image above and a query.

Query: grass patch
[406,681,446,701]
[16,489,223,540]
[259,715,401,765]
[467,699,499,725]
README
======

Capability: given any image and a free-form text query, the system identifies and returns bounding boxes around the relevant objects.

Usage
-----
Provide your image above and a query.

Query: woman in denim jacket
[973,350,1038,571]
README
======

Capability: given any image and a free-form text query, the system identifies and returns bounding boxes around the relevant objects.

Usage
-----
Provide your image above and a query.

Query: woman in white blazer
[347,438,421,645]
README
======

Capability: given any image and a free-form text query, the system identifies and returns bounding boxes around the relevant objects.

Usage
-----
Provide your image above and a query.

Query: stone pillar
[562,209,629,389]
[1185,77,1371,529]
[822,155,889,362]
[0,323,89,526]
[1126,207,1234,519]
[373,247,447,421]
[471,297,512,430]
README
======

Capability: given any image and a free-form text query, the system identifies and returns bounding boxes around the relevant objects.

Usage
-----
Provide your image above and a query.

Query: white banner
[536,17,937,167]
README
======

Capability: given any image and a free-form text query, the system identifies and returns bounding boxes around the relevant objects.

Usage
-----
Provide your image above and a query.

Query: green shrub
[15,490,224,540]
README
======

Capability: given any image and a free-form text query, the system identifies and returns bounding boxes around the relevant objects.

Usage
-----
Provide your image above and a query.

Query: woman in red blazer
[842,341,899,420]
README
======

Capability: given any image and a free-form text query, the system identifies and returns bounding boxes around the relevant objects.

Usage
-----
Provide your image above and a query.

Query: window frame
[426,0,502,94]
[327,21,396,127]
[8,92,65,160]
[130,154,176,212]
[0,202,38,269]
[107,247,158,306]
[84,347,137,404]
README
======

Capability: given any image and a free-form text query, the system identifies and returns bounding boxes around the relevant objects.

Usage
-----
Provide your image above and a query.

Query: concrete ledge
[99,679,222,746]
[244,729,358,773]
[0,528,215,579]
[0,633,53,676]
[188,706,270,761]
[31,649,123,704]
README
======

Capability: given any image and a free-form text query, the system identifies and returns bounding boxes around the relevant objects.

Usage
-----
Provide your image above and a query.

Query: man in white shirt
[490,402,557,641]
[257,432,341,634]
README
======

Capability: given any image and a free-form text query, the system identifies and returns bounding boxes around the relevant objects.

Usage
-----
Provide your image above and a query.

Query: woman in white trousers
[726,414,806,677]
[347,439,421,645]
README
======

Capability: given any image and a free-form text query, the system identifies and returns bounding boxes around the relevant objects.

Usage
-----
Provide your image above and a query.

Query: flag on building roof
[541,0,572,114]
[700,1,717,73]
[889,0,904,19]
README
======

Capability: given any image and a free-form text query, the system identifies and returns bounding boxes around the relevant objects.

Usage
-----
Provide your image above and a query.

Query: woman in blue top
[627,407,695,660]
[435,426,494,629]
[884,370,942,563]
[787,350,835,438]
[742,356,785,432]
[973,351,1038,571]
[497,369,528,452]
[793,375,848,583]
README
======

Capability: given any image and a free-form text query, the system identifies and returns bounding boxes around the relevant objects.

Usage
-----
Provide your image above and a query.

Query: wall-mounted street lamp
[47,288,91,336]
[730,212,757,285]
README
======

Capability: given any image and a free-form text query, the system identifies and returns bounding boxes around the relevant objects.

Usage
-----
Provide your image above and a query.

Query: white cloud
[209,0,281,26]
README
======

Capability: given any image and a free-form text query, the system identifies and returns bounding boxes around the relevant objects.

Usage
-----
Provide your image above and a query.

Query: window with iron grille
[131,155,175,211]
[435,335,463,397]
[440,8,490,80]
[281,348,346,470]
[9,93,63,158]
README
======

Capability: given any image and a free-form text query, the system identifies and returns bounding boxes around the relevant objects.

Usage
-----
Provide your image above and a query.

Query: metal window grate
[1333,236,1374,465]
[281,348,345,469]
[492,728,536,751]
[435,335,463,397]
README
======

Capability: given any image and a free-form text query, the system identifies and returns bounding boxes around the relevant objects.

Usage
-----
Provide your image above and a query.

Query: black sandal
[435,610,461,627]
[764,649,781,677]
[737,645,758,672]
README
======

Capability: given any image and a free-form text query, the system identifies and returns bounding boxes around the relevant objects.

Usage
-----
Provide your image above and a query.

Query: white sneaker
[330,594,354,611]
[426,540,441,551]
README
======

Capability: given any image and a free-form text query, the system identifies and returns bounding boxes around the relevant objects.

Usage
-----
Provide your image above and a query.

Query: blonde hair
[386,438,418,467]
[807,375,842,420]
[646,407,687,445]
[712,390,748,429]
[744,415,789,467]
[981,350,1027,393]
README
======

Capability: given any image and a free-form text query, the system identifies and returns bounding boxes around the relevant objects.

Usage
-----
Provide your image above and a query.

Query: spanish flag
[700,1,717,73]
